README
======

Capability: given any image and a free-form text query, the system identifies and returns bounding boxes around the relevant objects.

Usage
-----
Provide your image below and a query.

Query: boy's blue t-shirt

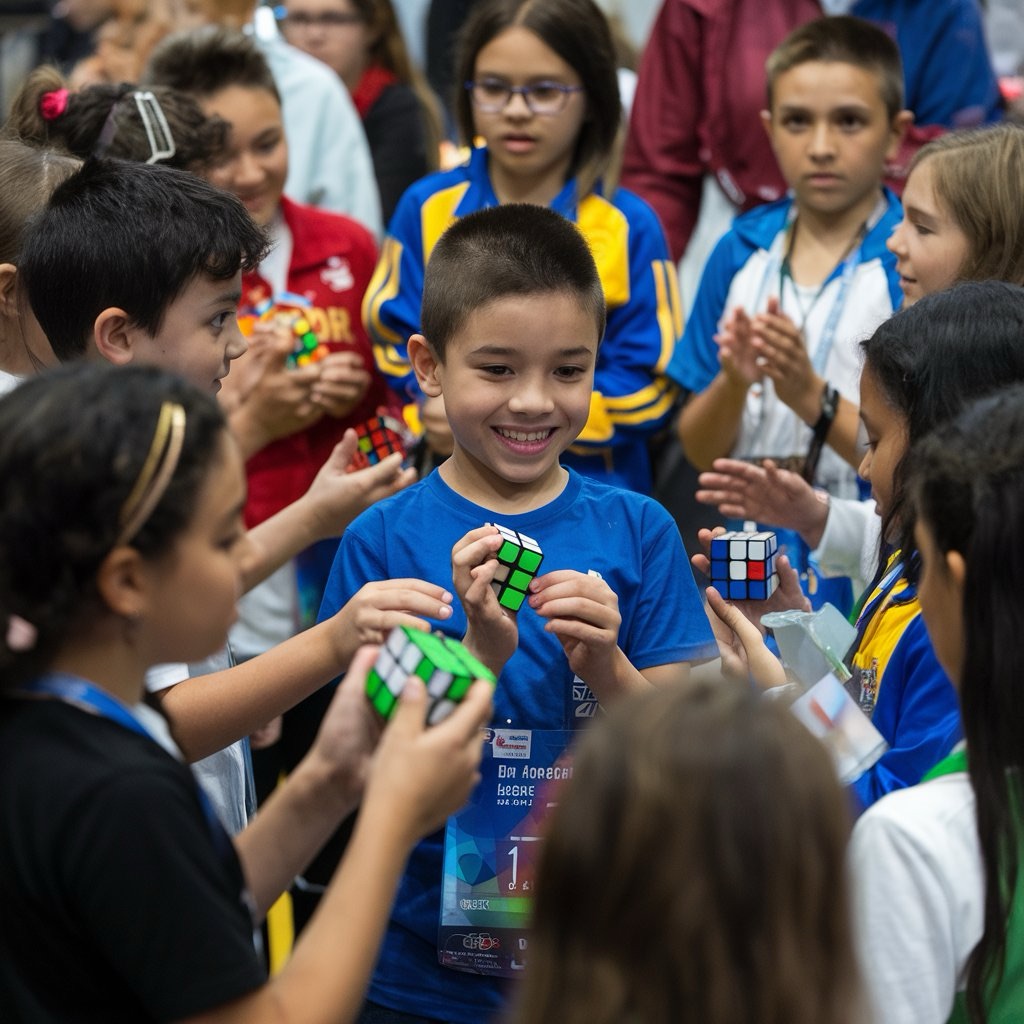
[318,467,716,1020]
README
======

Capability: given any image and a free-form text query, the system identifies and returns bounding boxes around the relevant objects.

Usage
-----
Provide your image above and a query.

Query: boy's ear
[0,264,18,318]
[93,307,139,366]
[887,109,915,158]
[408,333,443,397]
[760,109,773,140]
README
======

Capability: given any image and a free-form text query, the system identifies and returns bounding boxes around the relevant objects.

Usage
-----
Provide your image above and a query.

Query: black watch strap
[802,383,840,483]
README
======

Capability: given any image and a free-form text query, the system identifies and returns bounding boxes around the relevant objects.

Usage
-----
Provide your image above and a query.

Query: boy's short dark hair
[20,158,269,362]
[143,24,280,103]
[421,204,606,360]
[766,16,904,119]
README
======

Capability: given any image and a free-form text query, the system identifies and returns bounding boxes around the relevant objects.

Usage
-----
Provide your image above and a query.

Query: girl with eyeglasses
[277,0,444,221]
[363,0,680,496]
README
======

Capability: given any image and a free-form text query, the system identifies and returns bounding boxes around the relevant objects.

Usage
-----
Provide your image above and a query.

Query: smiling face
[200,84,288,228]
[470,26,587,204]
[410,290,598,507]
[857,362,909,529]
[886,158,971,306]
[763,60,905,225]
[130,271,246,394]
[144,429,252,666]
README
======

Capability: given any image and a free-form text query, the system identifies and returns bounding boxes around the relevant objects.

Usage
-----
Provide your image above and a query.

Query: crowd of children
[0,2,1022,1022]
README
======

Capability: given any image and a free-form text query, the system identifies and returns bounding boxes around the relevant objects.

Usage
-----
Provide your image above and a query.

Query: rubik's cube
[236,294,327,368]
[709,530,780,600]
[487,523,543,612]
[350,413,407,470]
[366,625,497,725]
[285,313,326,368]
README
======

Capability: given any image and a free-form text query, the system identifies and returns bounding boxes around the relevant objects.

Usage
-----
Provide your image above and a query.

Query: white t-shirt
[850,766,981,1024]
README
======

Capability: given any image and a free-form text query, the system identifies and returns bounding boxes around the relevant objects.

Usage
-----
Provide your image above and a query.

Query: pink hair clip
[6,614,38,652]
[40,88,69,121]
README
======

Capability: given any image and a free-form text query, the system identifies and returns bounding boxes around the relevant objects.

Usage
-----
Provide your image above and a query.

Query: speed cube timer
[351,413,407,470]
[366,625,497,725]
[487,523,544,612]
[709,530,780,600]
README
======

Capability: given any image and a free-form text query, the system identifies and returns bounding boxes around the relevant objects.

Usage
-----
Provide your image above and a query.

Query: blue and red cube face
[709,530,780,601]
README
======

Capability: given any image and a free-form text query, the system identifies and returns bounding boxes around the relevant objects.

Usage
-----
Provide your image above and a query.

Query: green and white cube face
[366,625,497,725]
[487,523,544,612]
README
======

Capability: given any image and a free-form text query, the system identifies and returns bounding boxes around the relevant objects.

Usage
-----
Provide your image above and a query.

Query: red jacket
[243,196,401,527]
[622,0,819,263]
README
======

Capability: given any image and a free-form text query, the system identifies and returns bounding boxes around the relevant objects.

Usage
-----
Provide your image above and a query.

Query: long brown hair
[514,678,861,1024]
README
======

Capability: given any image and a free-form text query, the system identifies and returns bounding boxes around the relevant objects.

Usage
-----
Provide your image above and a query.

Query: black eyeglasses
[274,6,363,29]
[464,79,584,116]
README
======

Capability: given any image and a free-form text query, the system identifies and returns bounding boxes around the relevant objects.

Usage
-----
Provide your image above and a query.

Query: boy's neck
[788,188,884,287]
[439,454,570,515]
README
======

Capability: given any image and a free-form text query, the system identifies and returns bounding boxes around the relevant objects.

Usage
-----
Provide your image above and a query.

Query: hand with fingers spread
[528,569,626,701]
[303,429,417,541]
[691,527,810,633]
[312,350,373,419]
[695,458,830,549]
[451,525,519,677]
[716,306,764,387]
[704,585,787,690]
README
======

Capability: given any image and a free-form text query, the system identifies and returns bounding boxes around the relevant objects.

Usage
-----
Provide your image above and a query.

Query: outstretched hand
[704,586,787,690]
[691,527,811,634]
[695,458,830,549]
[303,428,417,542]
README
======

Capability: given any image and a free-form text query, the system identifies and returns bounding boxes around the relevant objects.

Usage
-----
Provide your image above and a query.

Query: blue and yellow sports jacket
[362,146,680,493]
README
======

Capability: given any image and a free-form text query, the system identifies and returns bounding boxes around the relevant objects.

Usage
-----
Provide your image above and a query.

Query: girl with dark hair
[363,0,679,494]
[705,281,1024,812]
[0,361,491,1023]
[278,0,444,221]
[851,383,1024,1023]
[514,677,863,1024]
[4,64,229,173]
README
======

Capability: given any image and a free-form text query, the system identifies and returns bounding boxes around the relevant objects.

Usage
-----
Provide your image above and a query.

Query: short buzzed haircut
[21,158,268,362]
[766,15,904,118]
[421,204,606,360]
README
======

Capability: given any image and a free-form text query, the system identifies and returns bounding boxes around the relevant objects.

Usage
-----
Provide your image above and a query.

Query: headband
[115,401,187,548]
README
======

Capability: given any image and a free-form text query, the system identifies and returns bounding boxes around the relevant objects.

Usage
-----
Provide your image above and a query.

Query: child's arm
[362,193,430,403]
[451,526,519,677]
[184,647,493,1024]
[571,197,679,453]
[751,299,862,470]
[678,305,763,469]
[240,431,416,593]
[155,579,454,762]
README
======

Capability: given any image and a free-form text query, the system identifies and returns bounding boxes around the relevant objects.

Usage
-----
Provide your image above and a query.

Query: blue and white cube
[709,530,780,600]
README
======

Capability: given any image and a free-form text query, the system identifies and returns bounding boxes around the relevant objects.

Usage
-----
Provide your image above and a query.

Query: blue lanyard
[10,673,237,865]
[752,196,885,376]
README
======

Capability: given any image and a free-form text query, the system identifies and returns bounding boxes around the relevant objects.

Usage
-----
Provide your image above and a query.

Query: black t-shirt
[0,699,265,1022]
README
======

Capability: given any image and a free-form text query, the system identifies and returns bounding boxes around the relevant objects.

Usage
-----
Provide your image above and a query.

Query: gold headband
[116,401,187,547]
